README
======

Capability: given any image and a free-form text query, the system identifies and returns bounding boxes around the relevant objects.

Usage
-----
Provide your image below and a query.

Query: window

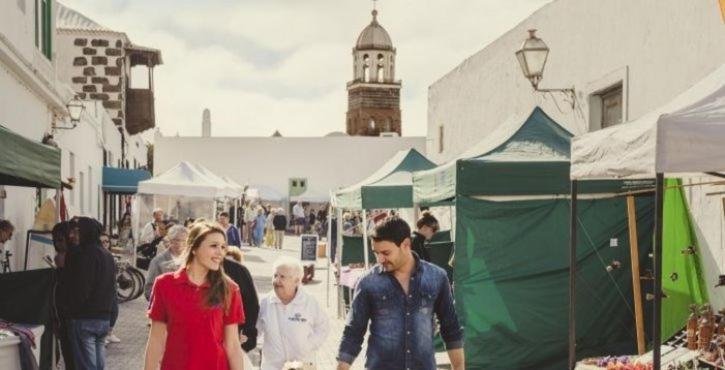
[35,0,52,60]
[377,65,384,83]
[363,66,370,82]
[438,125,445,153]
[79,171,85,213]
[600,85,623,128]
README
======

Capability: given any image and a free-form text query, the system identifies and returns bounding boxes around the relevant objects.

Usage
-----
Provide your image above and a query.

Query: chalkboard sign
[300,234,318,262]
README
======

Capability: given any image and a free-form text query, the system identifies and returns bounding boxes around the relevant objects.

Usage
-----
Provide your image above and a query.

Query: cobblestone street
[105,236,368,370]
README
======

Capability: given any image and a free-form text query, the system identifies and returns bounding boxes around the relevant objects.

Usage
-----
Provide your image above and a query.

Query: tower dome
[355,10,393,50]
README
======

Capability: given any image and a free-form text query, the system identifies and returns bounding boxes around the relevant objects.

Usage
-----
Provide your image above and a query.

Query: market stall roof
[571,63,725,180]
[137,161,228,198]
[245,185,285,202]
[413,107,573,204]
[0,125,61,188]
[102,167,151,194]
[291,188,330,203]
[188,163,242,198]
[335,148,436,209]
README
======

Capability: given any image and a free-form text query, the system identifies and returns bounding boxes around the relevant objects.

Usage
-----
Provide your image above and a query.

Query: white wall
[154,135,426,201]
[428,0,725,163]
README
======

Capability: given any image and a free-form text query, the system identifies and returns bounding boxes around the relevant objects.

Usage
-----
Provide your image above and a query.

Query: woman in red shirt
[143,221,246,370]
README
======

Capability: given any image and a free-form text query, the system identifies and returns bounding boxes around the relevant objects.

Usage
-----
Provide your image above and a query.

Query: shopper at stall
[292,202,305,235]
[411,211,440,263]
[144,225,188,301]
[272,208,287,250]
[223,246,260,353]
[336,216,465,370]
[218,212,241,248]
[51,221,75,370]
[140,208,165,245]
[143,221,246,370]
[257,256,330,370]
[62,217,117,370]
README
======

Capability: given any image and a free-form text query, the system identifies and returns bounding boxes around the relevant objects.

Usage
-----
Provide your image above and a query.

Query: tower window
[364,66,370,82]
[377,65,384,82]
[369,118,376,130]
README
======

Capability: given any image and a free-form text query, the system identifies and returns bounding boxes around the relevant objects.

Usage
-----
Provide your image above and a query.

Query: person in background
[257,257,329,370]
[100,232,121,345]
[224,246,260,353]
[336,217,464,370]
[218,212,241,248]
[143,221,246,370]
[62,217,117,370]
[144,225,188,301]
[243,202,257,246]
[307,209,317,234]
[52,221,75,370]
[253,208,266,247]
[140,208,164,245]
[292,202,305,235]
[0,219,14,245]
[117,212,133,252]
[411,211,440,263]
[272,208,287,250]
[264,208,276,248]
[184,218,195,228]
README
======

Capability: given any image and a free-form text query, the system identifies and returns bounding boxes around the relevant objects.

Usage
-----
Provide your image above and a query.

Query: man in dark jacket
[61,217,116,370]
[223,258,260,352]
[272,209,287,250]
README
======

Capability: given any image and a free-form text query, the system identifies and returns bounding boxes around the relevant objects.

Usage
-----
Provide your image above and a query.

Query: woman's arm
[224,324,245,370]
[143,321,167,370]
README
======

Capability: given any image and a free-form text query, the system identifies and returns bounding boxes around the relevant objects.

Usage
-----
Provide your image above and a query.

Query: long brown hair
[184,221,232,313]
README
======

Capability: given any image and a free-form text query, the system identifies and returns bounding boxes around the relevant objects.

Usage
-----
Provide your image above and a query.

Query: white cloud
[60,0,551,138]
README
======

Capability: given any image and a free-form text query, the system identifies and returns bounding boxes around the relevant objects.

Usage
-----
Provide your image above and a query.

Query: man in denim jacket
[337,217,465,370]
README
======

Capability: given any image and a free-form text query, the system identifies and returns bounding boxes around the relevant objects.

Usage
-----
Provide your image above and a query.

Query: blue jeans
[69,319,110,370]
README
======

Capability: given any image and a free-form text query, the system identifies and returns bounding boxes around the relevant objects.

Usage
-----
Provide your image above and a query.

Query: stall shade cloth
[455,195,655,370]
[335,148,436,209]
[0,125,61,188]
[571,63,725,180]
[413,107,572,205]
[137,161,228,198]
[102,167,151,194]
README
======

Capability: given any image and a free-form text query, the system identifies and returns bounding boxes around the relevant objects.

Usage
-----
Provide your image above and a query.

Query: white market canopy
[137,161,232,198]
[245,185,285,202]
[571,64,725,180]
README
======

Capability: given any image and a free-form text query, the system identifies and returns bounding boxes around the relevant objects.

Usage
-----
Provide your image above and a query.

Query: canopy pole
[336,207,344,318]
[626,195,646,354]
[326,198,333,308]
[362,209,370,269]
[569,180,578,370]
[653,173,664,370]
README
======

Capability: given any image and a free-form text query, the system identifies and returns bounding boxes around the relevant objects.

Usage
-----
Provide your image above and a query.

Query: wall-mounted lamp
[515,29,576,108]
[54,95,85,130]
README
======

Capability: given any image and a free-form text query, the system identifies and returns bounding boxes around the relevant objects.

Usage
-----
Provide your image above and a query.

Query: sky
[61,0,551,138]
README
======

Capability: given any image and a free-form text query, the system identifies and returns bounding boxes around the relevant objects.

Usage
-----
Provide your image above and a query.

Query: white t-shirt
[292,204,305,219]
[256,289,330,370]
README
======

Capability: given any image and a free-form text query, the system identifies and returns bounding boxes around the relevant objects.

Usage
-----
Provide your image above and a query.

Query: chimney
[202,108,211,137]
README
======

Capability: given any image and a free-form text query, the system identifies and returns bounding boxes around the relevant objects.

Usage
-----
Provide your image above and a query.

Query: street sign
[300,234,318,262]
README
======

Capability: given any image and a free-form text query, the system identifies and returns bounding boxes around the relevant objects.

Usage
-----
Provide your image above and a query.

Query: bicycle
[114,255,145,302]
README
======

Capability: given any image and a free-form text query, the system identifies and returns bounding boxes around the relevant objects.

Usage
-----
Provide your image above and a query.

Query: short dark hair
[0,219,14,232]
[219,212,230,218]
[51,221,70,239]
[370,216,411,247]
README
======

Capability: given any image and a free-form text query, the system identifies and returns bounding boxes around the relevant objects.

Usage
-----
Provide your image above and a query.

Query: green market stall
[412,107,660,369]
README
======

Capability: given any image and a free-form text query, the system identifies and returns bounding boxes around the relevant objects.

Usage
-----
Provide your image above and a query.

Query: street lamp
[54,95,85,130]
[515,29,575,108]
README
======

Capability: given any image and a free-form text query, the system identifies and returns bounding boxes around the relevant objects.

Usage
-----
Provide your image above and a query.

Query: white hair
[272,256,303,282]
[165,225,188,241]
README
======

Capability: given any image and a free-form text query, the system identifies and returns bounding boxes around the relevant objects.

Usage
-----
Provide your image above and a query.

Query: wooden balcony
[125,87,155,135]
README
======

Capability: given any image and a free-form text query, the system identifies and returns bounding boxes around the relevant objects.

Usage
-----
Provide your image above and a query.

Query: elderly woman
[257,257,329,370]
[144,225,188,301]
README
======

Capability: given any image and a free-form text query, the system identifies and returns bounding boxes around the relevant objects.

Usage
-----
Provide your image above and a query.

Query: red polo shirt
[148,268,245,370]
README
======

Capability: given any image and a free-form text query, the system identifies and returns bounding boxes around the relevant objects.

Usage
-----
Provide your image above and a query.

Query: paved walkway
[105,235,451,369]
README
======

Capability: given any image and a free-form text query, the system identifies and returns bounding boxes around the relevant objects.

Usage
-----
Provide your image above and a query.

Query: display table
[0,324,44,370]
[575,345,700,370]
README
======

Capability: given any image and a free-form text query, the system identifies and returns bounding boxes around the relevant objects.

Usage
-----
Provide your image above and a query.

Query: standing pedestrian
[117,212,133,253]
[143,221,247,370]
[307,209,316,234]
[223,246,260,353]
[336,216,465,370]
[253,208,266,247]
[257,257,330,370]
[144,225,188,301]
[51,221,75,370]
[62,217,117,370]
[411,211,439,263]
[292,202,305,235]
[264,209,276,248]
[272,208,287,250]
[244,202,257,246]
[140,208,164,245]
[218,212,241,248]
[99,232,121,345]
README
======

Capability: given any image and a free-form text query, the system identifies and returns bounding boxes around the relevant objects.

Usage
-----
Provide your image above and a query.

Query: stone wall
[346,84,401,136]
[57,31,126,127]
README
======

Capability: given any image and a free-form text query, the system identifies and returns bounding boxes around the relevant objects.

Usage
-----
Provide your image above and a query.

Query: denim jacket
[337,254,463,369]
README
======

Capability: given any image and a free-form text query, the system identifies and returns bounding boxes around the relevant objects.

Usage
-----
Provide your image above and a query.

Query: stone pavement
[104,235,451,369]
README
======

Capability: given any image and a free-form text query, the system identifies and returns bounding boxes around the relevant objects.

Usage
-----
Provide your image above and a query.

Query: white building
[154,121,426,205]
[427,0,725,305]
